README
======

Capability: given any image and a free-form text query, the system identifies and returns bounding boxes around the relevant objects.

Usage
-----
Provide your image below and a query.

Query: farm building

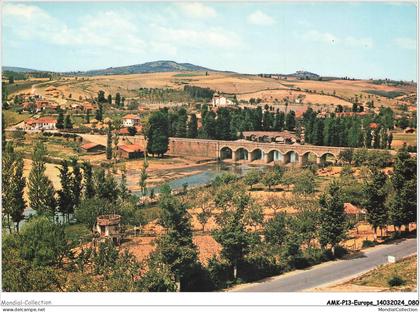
[24,117,57,130]
[241,131,301,144]
[95,214,122,245]
[80,142,106,153]
[118,144,144,159]
[122,114,142,127]
[211,93,234,106]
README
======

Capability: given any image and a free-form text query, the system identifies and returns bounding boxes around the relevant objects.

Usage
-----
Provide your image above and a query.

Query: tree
[57,160,73,222]
[75,197,109,230]
[63,115,73,129]
[118,167,129,199]
[28,142,56,216]
[243,169,261,190]
[97,90,106,103]
[139,155,149,196]
[151,184,200,290]
[262,170,280,191]
[203,111,217,139]
[187,114,198,138]
[70,158,83,213]
[363,168,388,240]
[8,76,14,84]
[145,111,169,157]
[107,94,112,105]
[318,181,346,256]
[19,216,69,266]
[264,212,288,247]
[176,108,188,137]
[285,110,296,131]
[82,161,95,199]
[106,122,112,160]
[115,93,121,108]
[56,112,64,129]
[293,170,316,195]
[212,190,259,279]
[2,143,26,232]
[389,146,417,232]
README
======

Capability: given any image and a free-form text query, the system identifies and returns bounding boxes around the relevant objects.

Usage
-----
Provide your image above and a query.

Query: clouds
[393,37,416,50]
[177,2,217,18]
[3,2,241,59]
[247,10,275,26]
[303,30,373,48]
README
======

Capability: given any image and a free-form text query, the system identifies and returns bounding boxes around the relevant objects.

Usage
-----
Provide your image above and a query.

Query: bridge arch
[234,147,249,161]
[220,146,233,160]
[266,149,283,163]
[319,152,337,165]
[300,151,319,165]
[250,148,263,161]
[283,150,299,164]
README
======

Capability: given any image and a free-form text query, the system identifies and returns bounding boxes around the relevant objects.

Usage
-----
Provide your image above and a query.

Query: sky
[2,1,417,81]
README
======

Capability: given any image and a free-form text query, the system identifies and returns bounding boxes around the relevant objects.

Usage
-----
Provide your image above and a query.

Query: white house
[122,114,141,127]
[24,117,57,130]
[212,93,234,106]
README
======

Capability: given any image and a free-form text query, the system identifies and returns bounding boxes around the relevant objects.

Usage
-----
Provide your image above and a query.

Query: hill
[2,66,41,73]
[83,60,215,76]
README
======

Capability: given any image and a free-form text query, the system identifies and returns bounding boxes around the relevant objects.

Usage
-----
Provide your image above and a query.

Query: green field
[3,110,32,127]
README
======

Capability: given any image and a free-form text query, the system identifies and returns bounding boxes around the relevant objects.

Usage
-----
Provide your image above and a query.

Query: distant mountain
[292,70,320,80]
[2,66,41,73]
[84,60,215,76]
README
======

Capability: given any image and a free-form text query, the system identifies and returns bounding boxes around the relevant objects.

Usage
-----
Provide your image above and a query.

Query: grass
[3,110,32,127]
[392,132,417,146]
[351,255,417,291]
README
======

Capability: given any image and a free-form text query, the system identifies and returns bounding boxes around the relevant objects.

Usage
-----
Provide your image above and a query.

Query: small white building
[212,93,234,106]
[122,114,141,127]
[24,117,57,130]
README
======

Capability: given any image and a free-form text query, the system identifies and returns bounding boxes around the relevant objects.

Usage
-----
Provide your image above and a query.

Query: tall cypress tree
[82,161,95,199]
[187,114,198,138]
[57,160,73,222]
[70,158,83,212]
[106,122,112,160]
[2,143,26,232]
[28,142,56,216]
[56,111,64,129]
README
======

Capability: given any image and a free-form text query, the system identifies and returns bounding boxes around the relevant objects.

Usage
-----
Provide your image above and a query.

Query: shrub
[362,240,376,248]
[388,275,406,287]
[206,256,232,289]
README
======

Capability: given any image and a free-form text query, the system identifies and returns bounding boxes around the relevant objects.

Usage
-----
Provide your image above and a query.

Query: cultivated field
[9,72,416,111]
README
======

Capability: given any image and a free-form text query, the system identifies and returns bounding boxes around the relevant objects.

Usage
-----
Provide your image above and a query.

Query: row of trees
[302,107,394,148]
[144,106,298,156]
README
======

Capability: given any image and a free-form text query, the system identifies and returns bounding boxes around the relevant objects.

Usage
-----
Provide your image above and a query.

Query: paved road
[233,238,417,292]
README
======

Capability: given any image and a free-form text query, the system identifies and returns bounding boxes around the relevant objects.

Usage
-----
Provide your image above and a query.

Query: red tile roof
[118,144,143,153]
[25,117,56,124]
[122,114,141,120]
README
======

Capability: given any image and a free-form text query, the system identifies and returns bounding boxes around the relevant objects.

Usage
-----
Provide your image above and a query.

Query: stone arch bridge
[168,138,349,166]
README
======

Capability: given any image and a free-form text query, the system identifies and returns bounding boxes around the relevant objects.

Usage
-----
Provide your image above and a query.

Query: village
[2,65,417,293]
[1,1,418,299]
